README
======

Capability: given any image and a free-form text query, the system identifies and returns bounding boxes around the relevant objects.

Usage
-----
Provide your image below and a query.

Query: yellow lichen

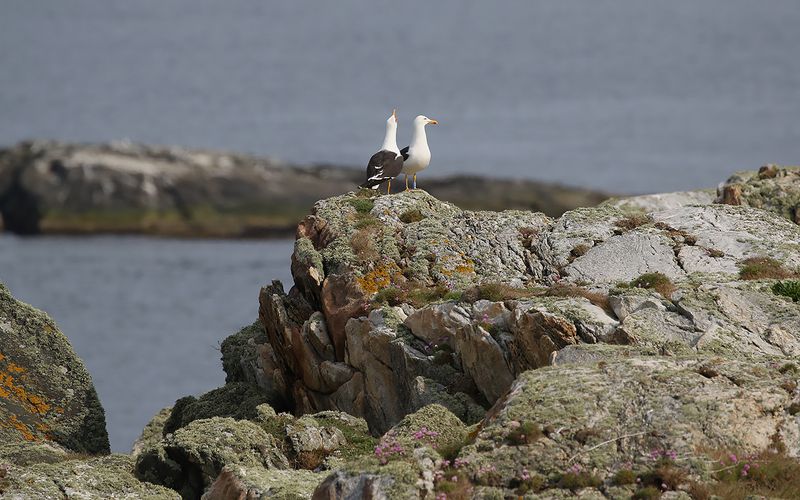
[356,261,403,295]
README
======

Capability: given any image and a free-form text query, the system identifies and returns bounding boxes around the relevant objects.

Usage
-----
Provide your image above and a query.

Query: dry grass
[615,214,651,232]
[462,282,538,302]
[630,272,676,299]
[739,256,796,280]
[373,282,450,308]
[708,449,800,500]
[570,243,591,257]
[349,228,378,261]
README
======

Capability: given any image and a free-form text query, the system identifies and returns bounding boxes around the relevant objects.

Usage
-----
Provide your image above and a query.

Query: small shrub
[294,449,329,470]
[772,280,800,301]
[399,209,425,223]
[374,287,404,306]
[406,284,449,308]
[443,290,463,302]
[348,198,375,214]
[739,256,794,280]
[615,214,650,232]
[507,421,543,445]
[630,272,676,299]
[707,248,725,258]
[463,282,536,302]
[696,364,720,378]
[710,447,800,499]
[612,468,637,485]
[779,363,799,374]
[555,470,602,491]
[787,403,800,415]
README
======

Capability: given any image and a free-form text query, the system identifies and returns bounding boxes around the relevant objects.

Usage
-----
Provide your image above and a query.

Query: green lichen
[162,383,272,435]
[220,321,267,384]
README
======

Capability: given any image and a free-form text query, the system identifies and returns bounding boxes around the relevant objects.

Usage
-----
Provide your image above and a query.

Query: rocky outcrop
[0,283,109,454]
[126,164,800,498]
[0,141,609,237]
[234,188,800,442]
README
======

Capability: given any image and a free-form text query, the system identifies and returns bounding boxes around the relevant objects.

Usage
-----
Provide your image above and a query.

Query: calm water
[1,1,799,193]
[0,235,293,451]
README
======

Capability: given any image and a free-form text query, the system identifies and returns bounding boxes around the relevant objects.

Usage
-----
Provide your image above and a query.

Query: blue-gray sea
[0,235,293,451]
[2,1,800,451]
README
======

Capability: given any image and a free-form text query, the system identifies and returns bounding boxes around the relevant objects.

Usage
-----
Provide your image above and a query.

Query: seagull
[360,109,404,194]
[400,115,438,190]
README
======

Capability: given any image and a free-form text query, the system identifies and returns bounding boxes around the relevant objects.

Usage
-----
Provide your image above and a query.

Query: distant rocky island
[3,164,800,498]
[0,141,609,238]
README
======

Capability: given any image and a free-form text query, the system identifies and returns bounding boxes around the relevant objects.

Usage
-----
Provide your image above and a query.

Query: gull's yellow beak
[392,109,397,120]
[428,118,438,125]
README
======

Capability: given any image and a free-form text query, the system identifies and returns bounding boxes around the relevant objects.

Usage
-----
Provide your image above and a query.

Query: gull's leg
[405,175,409,191]
[387,179,392,195]
[412,173,417,190]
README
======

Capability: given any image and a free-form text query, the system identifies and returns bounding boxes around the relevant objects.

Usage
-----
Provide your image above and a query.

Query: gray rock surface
[0,283,109,453]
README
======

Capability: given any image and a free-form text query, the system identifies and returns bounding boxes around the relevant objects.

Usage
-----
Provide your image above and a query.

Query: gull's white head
[386,109,398,126]
[414,115,438,126]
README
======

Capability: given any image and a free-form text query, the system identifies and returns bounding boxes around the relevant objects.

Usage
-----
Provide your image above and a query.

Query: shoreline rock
[0,140,610,238]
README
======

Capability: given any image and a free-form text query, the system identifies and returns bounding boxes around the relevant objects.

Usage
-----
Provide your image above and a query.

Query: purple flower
[729,453,738,463]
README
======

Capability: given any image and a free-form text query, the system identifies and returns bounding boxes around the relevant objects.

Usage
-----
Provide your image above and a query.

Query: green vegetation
[612,468,637,485]
[739,256,795,280]
[462,282,538,302]
[506,421,543,446]
[555,471,602,491]
[399,209,425,223]
[347,198,375,214]
[772,280,800,301]
[373,283,451,308]
[629,272,676,299]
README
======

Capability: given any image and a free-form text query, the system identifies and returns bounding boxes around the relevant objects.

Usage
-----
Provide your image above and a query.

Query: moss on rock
[162,383,271,435]
[0,283,109,453]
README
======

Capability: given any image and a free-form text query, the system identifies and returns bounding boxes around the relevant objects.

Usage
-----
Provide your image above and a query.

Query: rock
[716,166,800,223]
[203,466,324,500]
[162,383,273,436]
[603,189,715,212]
[132,406,172,458]
[383,404,467,453]
[0,141,608,237]
[312,469,407,500]
[135,417,290,499]
[0,283,109,453]
[454,356,800,495]
[1,450,178,499]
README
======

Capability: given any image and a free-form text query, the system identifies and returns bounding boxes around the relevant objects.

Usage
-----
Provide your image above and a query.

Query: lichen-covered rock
[132,407,172,458]
[603,189,715,212]
[162,383,272,435]
[383,404,467,454]
[203,466,324,500]
[716,165,800,222]
[135,417,290,499]
[1,451,178,499]
[455,356,800,493]
[0,283,109,453]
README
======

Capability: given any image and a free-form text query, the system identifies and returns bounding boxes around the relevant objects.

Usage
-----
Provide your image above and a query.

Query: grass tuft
[399,209,425,223]
[630,272,676,299]
[462,282,537,302]
[739,256,795,280]
[772,280,800,301]
[615,214,651,232]
[348,198,375,214]
[544,283,611,313]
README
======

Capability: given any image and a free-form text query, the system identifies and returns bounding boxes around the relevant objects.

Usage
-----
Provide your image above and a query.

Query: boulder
[135,417,290,499]
[0,283,109,453]
[0,447,177,499]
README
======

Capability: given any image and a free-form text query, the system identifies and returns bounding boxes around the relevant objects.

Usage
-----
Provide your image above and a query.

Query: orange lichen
[356,261,403,295]
[6,363,24,373]
[3,415,38,441]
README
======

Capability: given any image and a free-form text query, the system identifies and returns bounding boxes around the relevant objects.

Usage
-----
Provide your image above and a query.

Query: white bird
[360,109,404,194]
[400,115,438,190]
